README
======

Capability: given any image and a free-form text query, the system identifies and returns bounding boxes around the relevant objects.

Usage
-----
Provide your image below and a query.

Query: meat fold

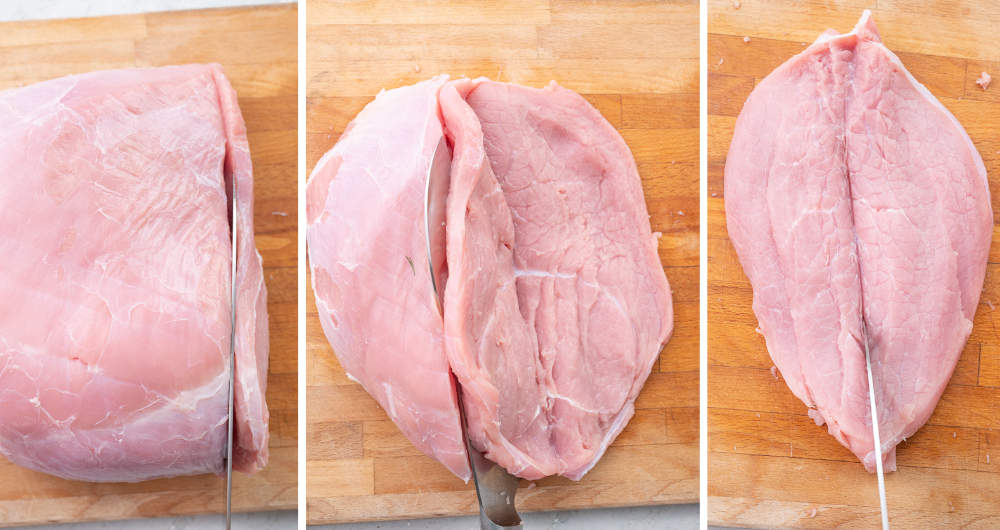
[440,79,672,479]
[307,75,672,481]
[307,76,472,480]
[724,11,992,472]
[0,64,269,482]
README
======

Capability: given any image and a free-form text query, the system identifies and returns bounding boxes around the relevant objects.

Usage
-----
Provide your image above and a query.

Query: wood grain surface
[708,0,1000,528]
[0,4,297,526]
[305,0,699,524]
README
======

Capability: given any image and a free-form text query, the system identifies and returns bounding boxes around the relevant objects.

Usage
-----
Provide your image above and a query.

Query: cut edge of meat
[445,78,672,480]
[208,64,271,474]
[439,77,559,480]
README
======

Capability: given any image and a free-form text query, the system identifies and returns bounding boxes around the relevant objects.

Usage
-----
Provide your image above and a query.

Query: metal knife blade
[423,136,523,530]
[861,321,889,530]
[225,170,238,530]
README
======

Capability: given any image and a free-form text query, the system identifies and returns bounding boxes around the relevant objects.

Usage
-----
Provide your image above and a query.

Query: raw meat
[307,76,671,480]
[306,76,471,480]
[0,64,270,482]
[440,79,672,479]
[725,11,992,471]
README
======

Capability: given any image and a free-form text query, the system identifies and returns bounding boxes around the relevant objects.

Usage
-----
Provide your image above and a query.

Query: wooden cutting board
[708,0,1000,527]
[305,0,699,524]
[0,5,297,526]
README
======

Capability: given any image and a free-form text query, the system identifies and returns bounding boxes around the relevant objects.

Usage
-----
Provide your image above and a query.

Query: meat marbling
[0,64,270,482]
[725,11,992,471]
[308,76,672,480]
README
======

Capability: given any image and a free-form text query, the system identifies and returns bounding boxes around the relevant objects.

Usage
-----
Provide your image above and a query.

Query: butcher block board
[708,0,1000,528]
[305,0,699,524]
[0,4,297,527]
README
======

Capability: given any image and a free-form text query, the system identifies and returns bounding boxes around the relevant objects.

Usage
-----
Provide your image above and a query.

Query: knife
[424,136,523,530]
[225,170,238,530]
[861,320,889,530]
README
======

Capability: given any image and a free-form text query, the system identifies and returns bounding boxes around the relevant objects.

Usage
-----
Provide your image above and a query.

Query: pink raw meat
[441,78,672,479]
[725,11,991,471]
[306,76,471,480]
[0,64,269,482]
[307,75,671,480]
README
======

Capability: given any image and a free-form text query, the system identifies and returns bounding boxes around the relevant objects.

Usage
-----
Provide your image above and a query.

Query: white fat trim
[571,404,634,479]
[382,382,398,419]
[546,392,602,414]
[513,268,576,279]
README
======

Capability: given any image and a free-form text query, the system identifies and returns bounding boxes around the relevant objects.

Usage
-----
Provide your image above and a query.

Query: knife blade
[861,320,889,529]
[225,170,237,530]
[423,136,522,529]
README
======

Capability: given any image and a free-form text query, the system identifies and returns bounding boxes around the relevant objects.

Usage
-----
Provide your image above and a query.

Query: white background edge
[297,0,307,528]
